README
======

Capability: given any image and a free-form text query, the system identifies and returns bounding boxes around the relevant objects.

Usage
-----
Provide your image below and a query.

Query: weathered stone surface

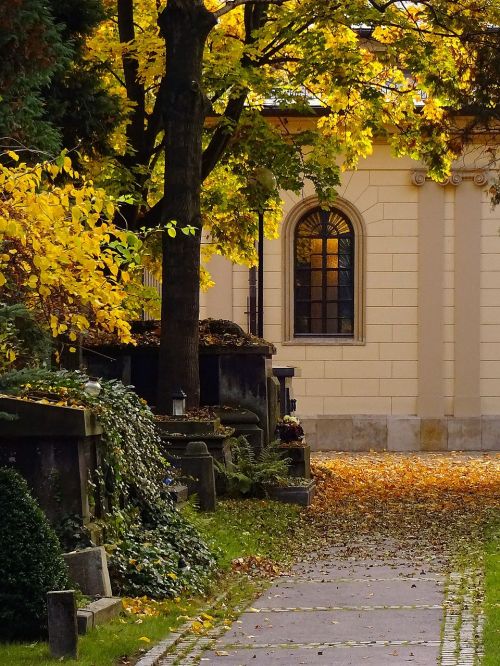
[63,546,112,597]
[254,578,444,608]
[387,416,420,451]
[420,418,447,451]
[218,607,443,645]
[77,597,122,635]
[300,418,318,450]
[266,480,316,506]
[448,418,481,451]
[316,417,353,451]
[481,417,500,451]
[352,416,387,451]
[47,590,78,659]
[181,441,217,511]
[201,645,440,665]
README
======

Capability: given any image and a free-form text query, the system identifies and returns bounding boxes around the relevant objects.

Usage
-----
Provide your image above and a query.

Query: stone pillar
[47,590,78,659]
[181,441,216,511]
[454,172,486,416]
[412,173,445,417]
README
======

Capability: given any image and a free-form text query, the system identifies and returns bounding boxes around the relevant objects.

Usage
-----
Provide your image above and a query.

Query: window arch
[283,196,365,343]
[294,207,355,337]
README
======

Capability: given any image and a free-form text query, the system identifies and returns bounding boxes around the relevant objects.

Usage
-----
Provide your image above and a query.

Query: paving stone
[289,560,443,581]
[253,579,444,609]
[218,608,443,646]
[200,644,440,665]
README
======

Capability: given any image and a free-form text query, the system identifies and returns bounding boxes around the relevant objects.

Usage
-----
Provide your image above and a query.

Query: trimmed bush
[0,468,69,640]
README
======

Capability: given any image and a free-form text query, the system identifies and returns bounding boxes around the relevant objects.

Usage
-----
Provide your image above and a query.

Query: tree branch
[214,0,287,20]
[202,2,269,180]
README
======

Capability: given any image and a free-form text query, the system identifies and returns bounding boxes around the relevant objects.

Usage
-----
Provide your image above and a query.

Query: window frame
[283,196,365,345]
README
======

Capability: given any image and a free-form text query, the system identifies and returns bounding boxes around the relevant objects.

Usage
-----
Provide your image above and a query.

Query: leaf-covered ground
[306,452,500,566]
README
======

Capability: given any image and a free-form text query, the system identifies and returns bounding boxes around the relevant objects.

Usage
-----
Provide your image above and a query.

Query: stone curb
[134,590,231,666]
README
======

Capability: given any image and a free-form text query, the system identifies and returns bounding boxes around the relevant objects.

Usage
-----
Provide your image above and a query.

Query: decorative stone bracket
[410,169,489,187]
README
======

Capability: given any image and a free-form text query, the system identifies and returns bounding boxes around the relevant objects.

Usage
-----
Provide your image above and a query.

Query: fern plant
[216,436,291,496]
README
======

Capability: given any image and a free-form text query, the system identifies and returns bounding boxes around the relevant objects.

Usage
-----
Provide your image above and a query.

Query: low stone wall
[301,415,500,452]
[0,397,102,524]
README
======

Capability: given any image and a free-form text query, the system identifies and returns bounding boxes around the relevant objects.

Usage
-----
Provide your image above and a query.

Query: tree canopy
[82,0,500,408]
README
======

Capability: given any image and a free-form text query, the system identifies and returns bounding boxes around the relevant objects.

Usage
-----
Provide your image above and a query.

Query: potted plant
[275,416,310,479]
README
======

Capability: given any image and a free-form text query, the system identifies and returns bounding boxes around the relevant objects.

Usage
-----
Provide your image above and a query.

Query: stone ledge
[0,396,101,437]
[77,597,122,635]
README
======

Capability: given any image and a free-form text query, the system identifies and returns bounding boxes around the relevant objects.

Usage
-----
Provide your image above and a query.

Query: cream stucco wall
[203,143,500,448]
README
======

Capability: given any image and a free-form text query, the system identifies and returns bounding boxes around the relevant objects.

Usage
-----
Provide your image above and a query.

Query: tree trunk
[156,0,216,413]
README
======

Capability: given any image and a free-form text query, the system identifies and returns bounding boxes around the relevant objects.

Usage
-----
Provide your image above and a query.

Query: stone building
[201,124,500,452]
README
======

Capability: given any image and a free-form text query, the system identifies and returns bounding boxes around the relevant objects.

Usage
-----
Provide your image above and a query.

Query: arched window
[294,207,355,337]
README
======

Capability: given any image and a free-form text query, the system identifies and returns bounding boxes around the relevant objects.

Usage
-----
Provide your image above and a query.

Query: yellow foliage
[0,157,141,365]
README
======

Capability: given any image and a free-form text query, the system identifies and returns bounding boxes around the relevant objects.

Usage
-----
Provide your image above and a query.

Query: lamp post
[257,209,264,339]
[247,167,276,339]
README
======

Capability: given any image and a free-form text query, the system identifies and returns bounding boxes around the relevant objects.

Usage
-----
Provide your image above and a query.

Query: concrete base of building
[300,415,500,452]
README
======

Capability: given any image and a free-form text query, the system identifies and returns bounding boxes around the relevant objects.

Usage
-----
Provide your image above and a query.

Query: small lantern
[172,388,187,416]
[84,379,102,397]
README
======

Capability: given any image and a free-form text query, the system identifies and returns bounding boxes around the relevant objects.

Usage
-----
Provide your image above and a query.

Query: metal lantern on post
[171,388,187,416]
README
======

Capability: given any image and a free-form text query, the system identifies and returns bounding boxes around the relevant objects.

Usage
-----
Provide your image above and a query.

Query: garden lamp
[84,379,102,397]
[172,388,187,416]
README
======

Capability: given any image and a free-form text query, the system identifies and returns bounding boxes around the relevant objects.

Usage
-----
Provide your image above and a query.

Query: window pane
[338,253,352,269]
[339,270,352,286]
[327,302,338,318]
[294,207,355,338]
[326,254,339,269]
[326,271,338,286]
[311,302,322,319]
[311,238,322,254]
[295,301,309,317]
[295,269,310,287]
[311,270,323,286]
[296,239,312,268]
[340,319,353,335]
[327,238,339,254]
[311,318,322,334]
[326,318,339,334]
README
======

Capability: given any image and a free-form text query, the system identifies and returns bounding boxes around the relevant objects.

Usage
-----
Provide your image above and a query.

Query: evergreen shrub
[0,468,69,640]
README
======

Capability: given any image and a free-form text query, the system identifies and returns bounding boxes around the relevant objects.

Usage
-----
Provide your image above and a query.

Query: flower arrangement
[275,415,305,444]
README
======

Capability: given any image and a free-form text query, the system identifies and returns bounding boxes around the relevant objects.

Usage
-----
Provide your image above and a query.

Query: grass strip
[482,520,500,666]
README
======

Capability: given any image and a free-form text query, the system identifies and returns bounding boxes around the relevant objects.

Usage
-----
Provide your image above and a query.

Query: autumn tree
[0,155,146,368]
[85,0,499,412]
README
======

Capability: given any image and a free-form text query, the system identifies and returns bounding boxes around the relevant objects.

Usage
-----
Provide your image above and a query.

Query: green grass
[182,498,307,569]
[482,521,500,665]
[0,498,306,666]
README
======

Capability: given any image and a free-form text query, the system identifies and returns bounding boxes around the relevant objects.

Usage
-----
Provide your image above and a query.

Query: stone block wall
[301,415,499,452]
